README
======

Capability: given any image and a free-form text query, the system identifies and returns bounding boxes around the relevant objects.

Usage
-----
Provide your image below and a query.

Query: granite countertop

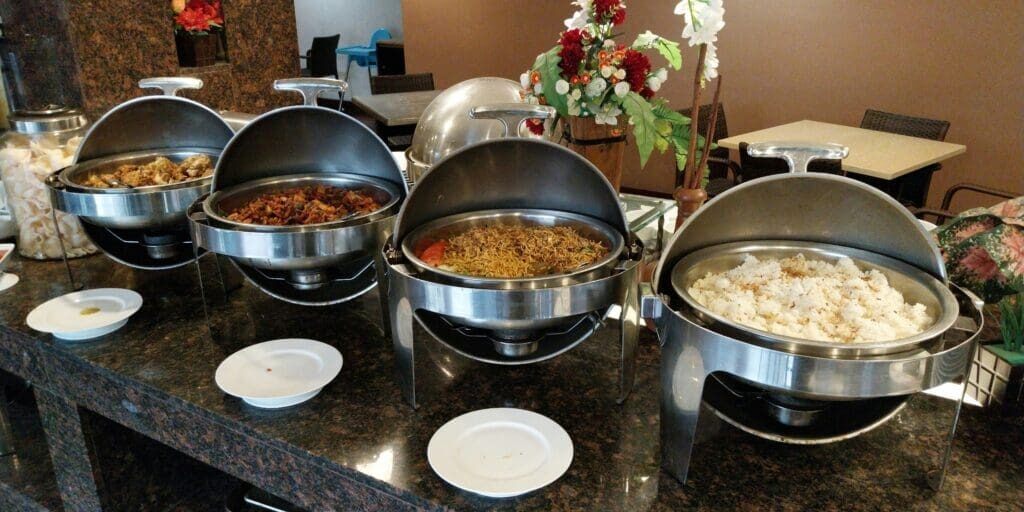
[0,254,1022,511]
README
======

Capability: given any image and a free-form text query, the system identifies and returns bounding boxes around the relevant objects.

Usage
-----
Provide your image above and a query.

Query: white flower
[647,76,662,92]
[520,72,530,89]
[527,95,539,105]
[613,68,626,80]
[595,106,622,125]
[564,0,593,29]
[585,77,607,97]
[613,81,630,97]
[675,0,725,47]
[603,39,617,48]
[701,42,720,81]
[600,65,614,78]
[571,88,582,100]
[533,83,544,95]
[634,30,660,48]
[655,68,668,82]
[555,79,570,95]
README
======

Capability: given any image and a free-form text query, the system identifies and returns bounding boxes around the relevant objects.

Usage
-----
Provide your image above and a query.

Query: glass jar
[0,111,97,259]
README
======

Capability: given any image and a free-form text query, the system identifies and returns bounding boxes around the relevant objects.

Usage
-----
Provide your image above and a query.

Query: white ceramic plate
[26,288,142,340]
[215,339,342,409]
[427,408,573,498]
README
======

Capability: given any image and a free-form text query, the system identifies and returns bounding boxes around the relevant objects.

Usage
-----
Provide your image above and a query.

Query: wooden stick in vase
[682,43,708,190]
[692,75,723,190]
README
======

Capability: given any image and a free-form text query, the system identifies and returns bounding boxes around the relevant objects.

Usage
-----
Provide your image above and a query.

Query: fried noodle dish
[415,225,608,278]
[225,185,382,226]
[79,155,213,188]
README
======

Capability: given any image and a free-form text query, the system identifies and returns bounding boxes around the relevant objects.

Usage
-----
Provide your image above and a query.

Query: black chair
[369,73,434,95]
[376,40,406,76]
[913,182,1017,225]
[853,109,952,208]
[676,104,741,197]
[367,73,435,150]
[300,34,340,78]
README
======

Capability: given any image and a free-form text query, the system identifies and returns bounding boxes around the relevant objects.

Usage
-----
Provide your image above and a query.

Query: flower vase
[564,116,627,192]
[673,187,707,230]
[176,32,218,67]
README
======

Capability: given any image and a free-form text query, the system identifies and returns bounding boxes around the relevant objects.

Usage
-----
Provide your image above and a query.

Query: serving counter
[0,254,1020,511]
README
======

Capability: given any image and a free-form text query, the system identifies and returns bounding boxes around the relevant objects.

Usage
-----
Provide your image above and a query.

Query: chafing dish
[405,77,552,183]
[188,78,407,305]
[46,77,232,269]
[383,134,642,408]
[642,143,983,490]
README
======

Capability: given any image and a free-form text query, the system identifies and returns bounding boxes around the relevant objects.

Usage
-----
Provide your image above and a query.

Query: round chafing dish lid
[9,107,89,135]
[408,77,527,169]
[76,95,232,162]
[653,172,947,293]
[211,106,405,193]
[393,138,629,243]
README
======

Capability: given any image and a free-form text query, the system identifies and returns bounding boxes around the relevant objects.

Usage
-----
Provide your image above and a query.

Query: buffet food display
[76,154,213,188]
[224,185,382,226]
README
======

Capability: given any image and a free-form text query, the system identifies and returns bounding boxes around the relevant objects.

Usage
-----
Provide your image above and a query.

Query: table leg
[34,389,103,511]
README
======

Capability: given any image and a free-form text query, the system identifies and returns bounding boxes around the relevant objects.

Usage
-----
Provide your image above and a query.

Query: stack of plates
[215,339,342,409]
[0,243,17,291]
[26,288,143,340]
[427,408,573,498]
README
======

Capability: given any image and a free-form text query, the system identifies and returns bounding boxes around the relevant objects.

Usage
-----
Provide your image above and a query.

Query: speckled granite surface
[0,254,1021,511]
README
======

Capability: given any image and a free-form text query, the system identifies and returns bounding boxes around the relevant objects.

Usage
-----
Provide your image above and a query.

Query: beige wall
[402,0,1022,211]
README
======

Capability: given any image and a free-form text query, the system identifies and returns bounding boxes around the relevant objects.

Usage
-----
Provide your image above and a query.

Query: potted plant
[937,196,1024,406]
[520,0,722,194]
[172,0,224,68]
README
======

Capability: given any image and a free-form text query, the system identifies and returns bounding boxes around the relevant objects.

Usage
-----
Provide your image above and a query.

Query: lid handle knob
[138,77,204,97]
[746,142,849,173]
[274,78,349,106]
[469,103,556,138]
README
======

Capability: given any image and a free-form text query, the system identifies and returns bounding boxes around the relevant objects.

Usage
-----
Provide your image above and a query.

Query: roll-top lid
[76,95,232,162]
[211,106,405,194]
[393,138,629,243]
[654,172,947,293]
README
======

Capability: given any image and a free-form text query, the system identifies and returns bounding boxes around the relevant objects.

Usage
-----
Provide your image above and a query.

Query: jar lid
[8,107,89,135]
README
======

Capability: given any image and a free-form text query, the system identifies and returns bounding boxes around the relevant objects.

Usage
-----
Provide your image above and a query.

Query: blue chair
[337,28,392,89]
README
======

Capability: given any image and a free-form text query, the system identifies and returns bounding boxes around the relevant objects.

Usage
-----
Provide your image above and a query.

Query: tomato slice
[419,240,446,266]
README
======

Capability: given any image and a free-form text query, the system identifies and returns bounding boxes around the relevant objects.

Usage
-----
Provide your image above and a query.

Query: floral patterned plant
[937,196,1024,303]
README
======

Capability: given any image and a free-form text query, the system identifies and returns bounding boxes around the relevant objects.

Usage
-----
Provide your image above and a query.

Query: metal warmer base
[643,286,983,491]
[382,242,642,408]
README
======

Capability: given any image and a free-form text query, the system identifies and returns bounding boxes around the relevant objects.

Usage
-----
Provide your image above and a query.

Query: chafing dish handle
[745,142,849,173]
[469,104,556,138]
[274,78,349,106]
[138,77,204,97]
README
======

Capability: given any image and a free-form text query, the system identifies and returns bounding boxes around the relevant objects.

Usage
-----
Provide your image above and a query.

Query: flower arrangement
[172,0,224,35]
[521,0,726,192]
[520,1,688,169]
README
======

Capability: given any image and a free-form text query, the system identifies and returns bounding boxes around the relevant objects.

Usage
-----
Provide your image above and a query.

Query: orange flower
[530,71,541,84]
[580,74,591,84]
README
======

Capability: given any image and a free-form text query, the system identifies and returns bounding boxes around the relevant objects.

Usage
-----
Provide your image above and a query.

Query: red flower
[526,118,545,135]
[620,49,651,92]
[558,28,587,78]
[639,86,655,100]
[175,0,223,33]
[594,0,626,26]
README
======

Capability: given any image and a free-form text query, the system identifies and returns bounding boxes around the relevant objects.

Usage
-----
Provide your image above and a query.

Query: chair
[299,34,340,78]
[376,40,406,76]
[338,28,393,83]
[369,73,434,95]
[854,109,951,208]
[367,73,434,150]
[675,104,741,197]
[913,183,1017,225]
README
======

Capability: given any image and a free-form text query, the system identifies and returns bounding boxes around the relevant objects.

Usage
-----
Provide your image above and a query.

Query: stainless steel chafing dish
[46,77,232,269]
[642,143,983,490]
[383,119,642,407]
[188,78,407,306]
[405,77,548,183]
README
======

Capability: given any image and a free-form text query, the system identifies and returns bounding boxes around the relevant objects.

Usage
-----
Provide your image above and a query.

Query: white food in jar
[0,133,97,259]
[687,254,933,343]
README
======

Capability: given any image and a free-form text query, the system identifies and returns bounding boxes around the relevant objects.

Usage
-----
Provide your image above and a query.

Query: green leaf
[621,92,656,168]
[652,102,689,125]
[534,48,569,117]
[656,38,683,70]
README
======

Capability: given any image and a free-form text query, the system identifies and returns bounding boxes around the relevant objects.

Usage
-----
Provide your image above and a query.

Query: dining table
[717,120,966,181]
[352,89,443,128]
